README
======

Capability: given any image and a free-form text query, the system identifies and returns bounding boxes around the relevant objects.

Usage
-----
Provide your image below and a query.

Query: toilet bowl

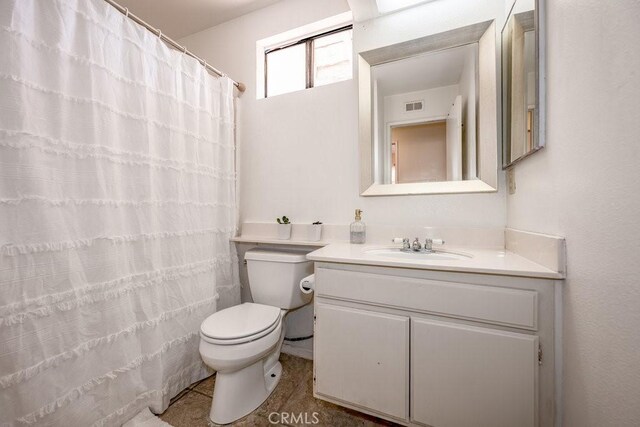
[199,249,313,425]
[199,303,286,425]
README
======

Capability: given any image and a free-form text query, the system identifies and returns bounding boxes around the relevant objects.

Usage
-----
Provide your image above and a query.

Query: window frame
[264,24,353,98]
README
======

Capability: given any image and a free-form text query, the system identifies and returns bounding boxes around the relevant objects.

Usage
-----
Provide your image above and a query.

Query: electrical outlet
[507,168,516,194]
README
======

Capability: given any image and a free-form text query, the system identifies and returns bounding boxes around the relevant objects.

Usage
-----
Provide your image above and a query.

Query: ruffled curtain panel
[0,0,240,425]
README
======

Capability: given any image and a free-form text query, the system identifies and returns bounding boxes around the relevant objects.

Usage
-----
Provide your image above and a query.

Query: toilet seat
[200,303,282,345]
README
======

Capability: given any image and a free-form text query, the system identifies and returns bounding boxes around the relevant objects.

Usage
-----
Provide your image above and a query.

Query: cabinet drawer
[315,267,538,330]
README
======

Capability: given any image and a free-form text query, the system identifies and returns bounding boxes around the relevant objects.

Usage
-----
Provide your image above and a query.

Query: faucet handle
[393,237,411,250]
[424,238,445,251]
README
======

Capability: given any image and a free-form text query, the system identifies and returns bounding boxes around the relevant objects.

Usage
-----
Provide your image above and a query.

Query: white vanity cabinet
[312,263,558,427]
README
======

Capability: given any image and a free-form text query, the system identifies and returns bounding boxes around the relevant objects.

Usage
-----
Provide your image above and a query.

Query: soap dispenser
[350,209,366,244]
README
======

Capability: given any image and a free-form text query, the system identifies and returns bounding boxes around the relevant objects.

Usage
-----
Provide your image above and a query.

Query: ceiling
[347,0,436,22]
[115,0,282,39]
[372,44,475,97]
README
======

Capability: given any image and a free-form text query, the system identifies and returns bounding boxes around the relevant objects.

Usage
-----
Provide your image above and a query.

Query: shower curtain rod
[103,0,246,93]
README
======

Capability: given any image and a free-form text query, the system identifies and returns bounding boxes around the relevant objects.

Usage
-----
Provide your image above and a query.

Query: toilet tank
[244,249,313,309]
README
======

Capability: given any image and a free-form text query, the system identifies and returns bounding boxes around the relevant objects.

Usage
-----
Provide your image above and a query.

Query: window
[265,25,352,97]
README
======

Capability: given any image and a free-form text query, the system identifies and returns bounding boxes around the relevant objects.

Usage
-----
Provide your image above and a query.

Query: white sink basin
[365,248,471,261]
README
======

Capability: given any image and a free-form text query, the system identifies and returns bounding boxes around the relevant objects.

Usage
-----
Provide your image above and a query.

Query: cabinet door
[314,303,409,420]
[411,318,538,427]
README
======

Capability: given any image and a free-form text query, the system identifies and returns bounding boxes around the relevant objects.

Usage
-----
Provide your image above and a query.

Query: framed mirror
[358,21,499,196]
[502,0,545,167]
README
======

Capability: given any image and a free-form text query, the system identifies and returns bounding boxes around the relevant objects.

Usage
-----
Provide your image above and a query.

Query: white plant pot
[308,224,322,242]
[277,224,292,240]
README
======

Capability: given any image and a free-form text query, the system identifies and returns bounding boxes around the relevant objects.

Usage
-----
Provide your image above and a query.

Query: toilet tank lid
[244,248,310,263]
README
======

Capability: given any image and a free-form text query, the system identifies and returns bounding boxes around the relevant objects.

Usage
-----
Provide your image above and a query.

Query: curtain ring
[124,7,129,17]
[204,61,208,69]
[157,29,162,39]
[182,46,187,54]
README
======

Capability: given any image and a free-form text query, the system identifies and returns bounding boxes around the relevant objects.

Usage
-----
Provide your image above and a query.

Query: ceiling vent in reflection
[405,100,424,112]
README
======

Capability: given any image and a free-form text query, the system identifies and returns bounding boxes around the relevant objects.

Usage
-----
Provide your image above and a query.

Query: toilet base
[264,360,283,395]
[209,359,282,425]
[205,312,286,424]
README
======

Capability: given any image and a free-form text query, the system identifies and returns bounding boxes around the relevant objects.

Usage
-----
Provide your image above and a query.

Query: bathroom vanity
[307,243,563,427]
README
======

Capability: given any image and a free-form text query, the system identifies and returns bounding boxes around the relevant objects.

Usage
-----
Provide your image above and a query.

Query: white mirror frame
[359,21,500,196]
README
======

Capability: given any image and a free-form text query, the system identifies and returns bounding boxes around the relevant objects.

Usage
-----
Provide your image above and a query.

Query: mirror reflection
[371,44,478,184]
[503,0,540,166]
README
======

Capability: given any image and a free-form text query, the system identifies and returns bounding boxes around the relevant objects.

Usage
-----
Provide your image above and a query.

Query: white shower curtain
[0,0,240,425]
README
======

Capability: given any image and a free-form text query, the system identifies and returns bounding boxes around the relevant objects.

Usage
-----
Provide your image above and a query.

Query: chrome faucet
[393,237,445,253]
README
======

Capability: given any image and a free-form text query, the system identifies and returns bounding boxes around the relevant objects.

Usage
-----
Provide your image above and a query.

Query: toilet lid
[200,303,281,341]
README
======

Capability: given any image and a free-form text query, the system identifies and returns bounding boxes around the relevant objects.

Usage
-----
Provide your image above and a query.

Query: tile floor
[160,354,399,427]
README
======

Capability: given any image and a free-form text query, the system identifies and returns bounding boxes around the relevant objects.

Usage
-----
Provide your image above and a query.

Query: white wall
[179,0,507,359]
[180,0,506,229]
[180,0,640,422]
[506,0,640,425]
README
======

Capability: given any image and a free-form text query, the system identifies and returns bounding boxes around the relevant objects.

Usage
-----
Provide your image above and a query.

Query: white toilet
[199,249,313,425]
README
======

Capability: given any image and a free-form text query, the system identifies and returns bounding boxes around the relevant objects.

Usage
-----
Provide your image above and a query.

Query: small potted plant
[276,216,291,240]
[308,221,323,242]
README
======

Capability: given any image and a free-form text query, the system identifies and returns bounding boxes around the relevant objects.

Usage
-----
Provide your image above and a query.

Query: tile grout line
[167,388,191,408]
[274,371,307,414]
[188,374,213,390]
[191,388,213,399]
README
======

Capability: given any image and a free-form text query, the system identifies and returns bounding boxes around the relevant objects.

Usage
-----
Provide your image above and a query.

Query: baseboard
[282,343,313,360]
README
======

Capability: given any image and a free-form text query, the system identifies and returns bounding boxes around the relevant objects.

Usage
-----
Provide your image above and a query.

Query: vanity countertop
[306,243,565,279]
